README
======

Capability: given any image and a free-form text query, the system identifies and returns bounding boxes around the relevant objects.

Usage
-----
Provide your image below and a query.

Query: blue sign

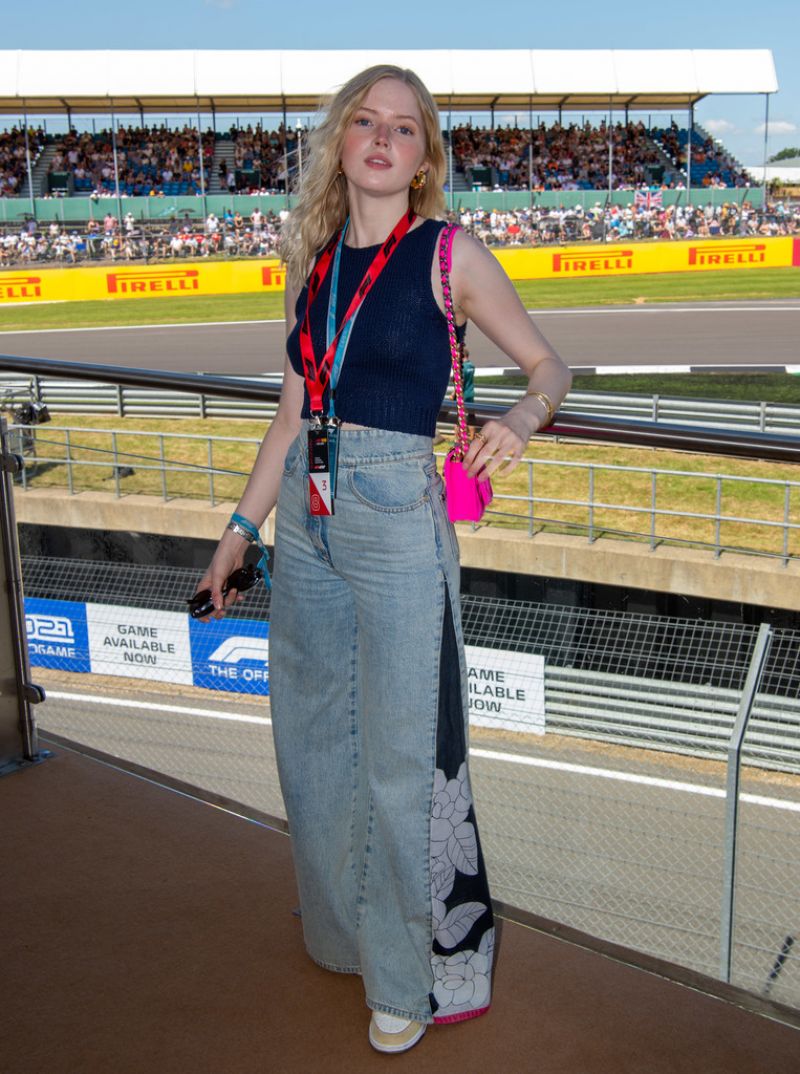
[189,615,270,695]
[24,597,91,673]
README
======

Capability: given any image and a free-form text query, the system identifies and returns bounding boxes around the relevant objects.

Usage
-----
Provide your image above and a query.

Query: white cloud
[755,120,797,135]
[703,118,736,135]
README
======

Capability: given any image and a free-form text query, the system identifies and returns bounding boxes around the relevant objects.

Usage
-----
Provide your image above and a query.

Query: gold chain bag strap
[439,224,493,523]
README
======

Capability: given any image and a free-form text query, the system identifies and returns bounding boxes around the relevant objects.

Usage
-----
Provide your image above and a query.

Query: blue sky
[4,0,799,166]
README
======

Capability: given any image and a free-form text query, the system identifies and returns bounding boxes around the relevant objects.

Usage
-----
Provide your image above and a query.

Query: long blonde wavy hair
[280,65,447,290]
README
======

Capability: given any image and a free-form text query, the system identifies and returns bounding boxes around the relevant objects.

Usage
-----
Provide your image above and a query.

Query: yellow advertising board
[494,236,798,280]
[0,237,797,306]
[0,259,286,305]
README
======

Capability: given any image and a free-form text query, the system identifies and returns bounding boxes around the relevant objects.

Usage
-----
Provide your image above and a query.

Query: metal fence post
[0,416,46,775]
[714,478,722,558]
[112,432,120,497]
[160,435,167,500]
[719,621,773,983]
[650,472,657,550]
[783,485,791,567]
[65,429,73,495]
[208,438,215,507]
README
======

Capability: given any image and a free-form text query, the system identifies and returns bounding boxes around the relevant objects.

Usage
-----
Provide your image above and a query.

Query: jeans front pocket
[431,469,460,562]
[282,436,303,478]
[347,459,428,514]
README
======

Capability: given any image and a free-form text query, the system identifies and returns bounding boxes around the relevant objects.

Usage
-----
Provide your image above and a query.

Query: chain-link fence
[21,555,800,1011]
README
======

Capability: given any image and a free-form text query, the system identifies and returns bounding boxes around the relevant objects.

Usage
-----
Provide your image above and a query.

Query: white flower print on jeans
[431,762,479,910]
[431,927,495,1015]
[429,763,493,1018]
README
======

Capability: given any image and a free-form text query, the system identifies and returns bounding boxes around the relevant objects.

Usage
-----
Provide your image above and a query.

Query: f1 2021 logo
[26,613,77,657]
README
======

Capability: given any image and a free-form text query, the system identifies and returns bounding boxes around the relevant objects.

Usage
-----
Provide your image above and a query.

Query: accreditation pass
[307,424,334,516]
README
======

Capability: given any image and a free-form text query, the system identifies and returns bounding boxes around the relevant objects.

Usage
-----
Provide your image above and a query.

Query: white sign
[86,604,192,685]
[465,645,546,735]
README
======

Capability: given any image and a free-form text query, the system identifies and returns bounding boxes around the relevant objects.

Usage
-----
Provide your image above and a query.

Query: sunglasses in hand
[187,563,263,619]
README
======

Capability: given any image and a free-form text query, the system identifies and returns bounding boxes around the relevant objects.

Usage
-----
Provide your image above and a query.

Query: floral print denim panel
[429,588,495,1023]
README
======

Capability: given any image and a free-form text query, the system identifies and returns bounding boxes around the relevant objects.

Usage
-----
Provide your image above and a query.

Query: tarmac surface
[2,298,800,375]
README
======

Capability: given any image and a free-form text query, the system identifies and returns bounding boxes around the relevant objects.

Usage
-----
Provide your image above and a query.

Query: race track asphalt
[2,299,799,375]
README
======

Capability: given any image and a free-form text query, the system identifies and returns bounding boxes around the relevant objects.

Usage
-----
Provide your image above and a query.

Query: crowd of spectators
[454,200,800,246]
[40,123,299,198]
[48,126,217,197]
[0,207,283,266]
[449,121,750,191]
[223,124,299,193]
[0,127,44,197]
[1,201,796,267]
[1,120,754,200]
[451,121,667,190]
[650,124,749,188]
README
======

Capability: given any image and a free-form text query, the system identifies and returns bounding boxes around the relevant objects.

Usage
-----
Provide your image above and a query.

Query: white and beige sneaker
[368,1011,427,1054]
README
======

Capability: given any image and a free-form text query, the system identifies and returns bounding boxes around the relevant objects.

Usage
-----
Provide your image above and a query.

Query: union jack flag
[634,189,664,210]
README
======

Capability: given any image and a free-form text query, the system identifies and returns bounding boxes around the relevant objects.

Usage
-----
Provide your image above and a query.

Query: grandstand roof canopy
[0,49,778,116]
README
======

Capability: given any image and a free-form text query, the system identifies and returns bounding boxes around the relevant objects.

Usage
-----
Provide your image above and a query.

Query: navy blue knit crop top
[286,217,464,437]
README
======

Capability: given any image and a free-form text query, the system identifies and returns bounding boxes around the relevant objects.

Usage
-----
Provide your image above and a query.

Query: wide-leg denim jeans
[269,426,494,1024]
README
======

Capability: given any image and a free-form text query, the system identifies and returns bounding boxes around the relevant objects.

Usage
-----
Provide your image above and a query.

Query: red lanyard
[298,208,416,414]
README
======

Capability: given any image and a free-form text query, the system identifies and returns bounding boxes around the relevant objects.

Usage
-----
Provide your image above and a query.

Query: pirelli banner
[496,235,800,281]
[1,237,798,305]
[0,259,286,304]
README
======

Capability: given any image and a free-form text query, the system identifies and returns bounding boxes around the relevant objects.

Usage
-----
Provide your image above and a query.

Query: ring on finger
[473,431,487,445]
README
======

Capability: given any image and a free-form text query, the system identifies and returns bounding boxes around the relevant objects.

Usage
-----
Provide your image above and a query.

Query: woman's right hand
[193,529,249,622]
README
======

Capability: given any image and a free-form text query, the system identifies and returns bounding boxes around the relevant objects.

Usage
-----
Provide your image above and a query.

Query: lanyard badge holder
[300,210,415,518]
[307,418,334,516]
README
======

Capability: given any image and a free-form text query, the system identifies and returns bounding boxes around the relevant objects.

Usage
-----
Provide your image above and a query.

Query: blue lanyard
[325,218,364,419]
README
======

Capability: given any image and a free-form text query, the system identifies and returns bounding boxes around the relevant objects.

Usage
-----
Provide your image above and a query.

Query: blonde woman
[195,64,571,1054]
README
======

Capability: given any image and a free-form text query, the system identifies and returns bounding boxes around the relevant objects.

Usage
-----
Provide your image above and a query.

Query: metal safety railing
[3,371,800,435]
[9,423,800,563]
[2,353,800,1019]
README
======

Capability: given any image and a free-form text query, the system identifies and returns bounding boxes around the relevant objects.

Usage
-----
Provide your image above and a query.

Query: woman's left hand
[462,416,528,479]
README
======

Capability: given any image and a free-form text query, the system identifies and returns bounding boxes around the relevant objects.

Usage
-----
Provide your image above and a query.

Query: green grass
[514,267,800,308]
[1,266,798,333]
[22,414,800,559]
[479,372,800,404]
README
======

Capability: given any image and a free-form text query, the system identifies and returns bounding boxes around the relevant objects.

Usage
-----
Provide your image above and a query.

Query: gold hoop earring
[409,169,427,190]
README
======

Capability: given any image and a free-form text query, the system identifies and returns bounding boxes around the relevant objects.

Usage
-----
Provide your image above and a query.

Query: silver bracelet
[227,520,257,543]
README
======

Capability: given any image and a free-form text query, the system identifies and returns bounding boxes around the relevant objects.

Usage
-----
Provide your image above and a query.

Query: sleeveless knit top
[286,218,465,437]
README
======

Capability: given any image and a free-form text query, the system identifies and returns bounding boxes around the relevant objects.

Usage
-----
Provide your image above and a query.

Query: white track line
[45,689,271,725]
[471,748,800,813]
[46,689,799,813]
[3,304,800,338]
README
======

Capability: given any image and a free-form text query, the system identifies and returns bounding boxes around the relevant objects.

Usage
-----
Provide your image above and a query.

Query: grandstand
[0,48,782,250]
